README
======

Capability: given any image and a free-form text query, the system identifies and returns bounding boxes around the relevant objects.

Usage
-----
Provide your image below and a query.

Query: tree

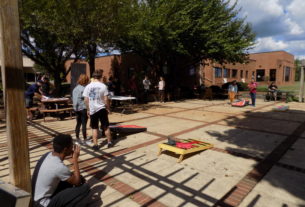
[118,0,255,76]
[20,0,83,95]
[295,59,301,81]
[19,0,130,94]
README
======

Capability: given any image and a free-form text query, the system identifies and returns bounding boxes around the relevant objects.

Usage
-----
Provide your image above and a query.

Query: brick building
[202,51,295,86]
[65,50,295,92]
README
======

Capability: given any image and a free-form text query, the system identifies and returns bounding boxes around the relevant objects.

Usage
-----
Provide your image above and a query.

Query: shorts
[90,108,109,129]
[25,97,33,108]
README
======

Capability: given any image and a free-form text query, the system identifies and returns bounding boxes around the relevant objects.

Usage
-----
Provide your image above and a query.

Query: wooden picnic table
[40,97,73,121]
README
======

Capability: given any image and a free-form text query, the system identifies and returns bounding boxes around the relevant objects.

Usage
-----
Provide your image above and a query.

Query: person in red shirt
[248,78,258,106]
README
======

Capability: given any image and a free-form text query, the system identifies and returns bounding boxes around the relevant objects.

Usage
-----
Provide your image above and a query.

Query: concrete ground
[1,99,305,207]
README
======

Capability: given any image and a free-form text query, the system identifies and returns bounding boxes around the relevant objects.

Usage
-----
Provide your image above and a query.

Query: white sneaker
[84,140,93,146]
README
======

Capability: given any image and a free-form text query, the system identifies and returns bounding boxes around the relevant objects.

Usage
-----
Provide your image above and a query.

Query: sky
[232,0,305,59]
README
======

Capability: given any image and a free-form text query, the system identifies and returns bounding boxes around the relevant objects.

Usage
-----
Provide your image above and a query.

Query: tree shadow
[203,106,305,206]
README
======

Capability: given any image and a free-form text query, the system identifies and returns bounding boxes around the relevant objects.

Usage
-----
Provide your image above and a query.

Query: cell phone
[75,142,81,149]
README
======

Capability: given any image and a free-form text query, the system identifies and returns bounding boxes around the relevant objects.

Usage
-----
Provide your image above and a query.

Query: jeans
[75,109,88,139]
[47,182,90,207]
[250,92,256,106]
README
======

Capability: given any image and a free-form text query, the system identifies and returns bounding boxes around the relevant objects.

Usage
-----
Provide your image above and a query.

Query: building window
[270,69,276,81]
[223,68,229,78]
[246,71,248,79]
[256,69,265,82]
[232,69,237,78]
[214,67,222,78]
[284,67,290,81]
[240,70,244,78]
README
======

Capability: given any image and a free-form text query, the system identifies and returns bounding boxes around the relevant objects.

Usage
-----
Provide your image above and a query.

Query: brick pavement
[1,99,305,206]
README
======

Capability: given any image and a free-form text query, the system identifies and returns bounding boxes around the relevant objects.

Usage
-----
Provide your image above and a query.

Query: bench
[40,107,74,121]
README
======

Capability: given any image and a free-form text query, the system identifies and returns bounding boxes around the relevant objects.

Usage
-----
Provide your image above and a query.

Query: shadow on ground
[204,107,305,206]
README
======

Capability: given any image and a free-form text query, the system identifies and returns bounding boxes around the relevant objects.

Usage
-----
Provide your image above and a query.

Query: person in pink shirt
[248,78,258,106]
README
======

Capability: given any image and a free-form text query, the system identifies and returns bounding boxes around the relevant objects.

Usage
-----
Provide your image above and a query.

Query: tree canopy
[118,0,255,73]
[19,0,255,93]
[19,0,130,93]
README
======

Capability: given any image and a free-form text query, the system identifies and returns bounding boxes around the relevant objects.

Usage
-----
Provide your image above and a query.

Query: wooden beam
[300,60,305,103]
[299,67,304,102]
[0,0,31,193]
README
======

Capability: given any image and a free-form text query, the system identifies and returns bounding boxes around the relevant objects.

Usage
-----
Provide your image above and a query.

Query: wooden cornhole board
[158,139,213,163]
[272,105,289,112]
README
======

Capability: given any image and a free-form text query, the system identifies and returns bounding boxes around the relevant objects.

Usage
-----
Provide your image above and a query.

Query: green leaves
[119,0,255,69]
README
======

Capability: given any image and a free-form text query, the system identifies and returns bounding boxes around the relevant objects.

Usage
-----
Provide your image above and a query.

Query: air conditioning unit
[0,181,31,207]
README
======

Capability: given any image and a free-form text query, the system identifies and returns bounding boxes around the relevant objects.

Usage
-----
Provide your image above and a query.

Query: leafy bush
[237,82,248,91]
[221,81,248,91]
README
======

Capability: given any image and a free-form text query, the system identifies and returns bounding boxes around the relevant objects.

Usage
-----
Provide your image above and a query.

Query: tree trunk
[88,44,97,76]
[53,72,62,97]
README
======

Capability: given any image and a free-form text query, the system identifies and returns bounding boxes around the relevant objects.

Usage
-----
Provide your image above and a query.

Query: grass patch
[257,82,300,94]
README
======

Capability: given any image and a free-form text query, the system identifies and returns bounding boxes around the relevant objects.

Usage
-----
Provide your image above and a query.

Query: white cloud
[253,37,288,52]
[232,0,305,58]
[284,18,303,35]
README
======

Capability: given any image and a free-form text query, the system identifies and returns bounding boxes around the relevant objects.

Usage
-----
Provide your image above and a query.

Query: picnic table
[110,96,136,114]
[40,97,73,121]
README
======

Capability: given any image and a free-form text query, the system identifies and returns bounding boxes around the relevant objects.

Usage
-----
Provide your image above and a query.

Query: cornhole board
[231,99,249,107]
[272,105,289,112]
[158,139,213,163]
[109,125,147,133]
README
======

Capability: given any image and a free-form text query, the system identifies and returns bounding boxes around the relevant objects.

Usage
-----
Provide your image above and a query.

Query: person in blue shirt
[228,80,238,104]
[25,80,43,119]
[72,75,90,145]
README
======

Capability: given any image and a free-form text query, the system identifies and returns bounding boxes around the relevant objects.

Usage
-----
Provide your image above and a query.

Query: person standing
[41,76,53,97]
[248,78,258,106]
[72,74,90,145]
[83,70,113,151]
[228,80,238,104]
[158,76,166,103]
[129,75,138,97]
[143,75,151,103]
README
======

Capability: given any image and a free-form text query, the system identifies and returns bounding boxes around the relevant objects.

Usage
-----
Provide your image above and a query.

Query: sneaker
[107,142,114,148]
[92,145,99,151]
[75,139,82,145]
[84,140,93,146]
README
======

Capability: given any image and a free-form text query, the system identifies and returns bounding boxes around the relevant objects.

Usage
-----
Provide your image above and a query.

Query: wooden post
[299,60,305,102]
[0,0,31,193]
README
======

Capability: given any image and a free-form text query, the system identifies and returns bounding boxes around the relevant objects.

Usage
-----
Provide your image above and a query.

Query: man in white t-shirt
[83,69,113,151]
[33,134,89,207]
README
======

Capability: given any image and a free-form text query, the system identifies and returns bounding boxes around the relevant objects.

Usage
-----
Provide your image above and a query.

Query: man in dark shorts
[25,80,43,119]
[83,69,113,151]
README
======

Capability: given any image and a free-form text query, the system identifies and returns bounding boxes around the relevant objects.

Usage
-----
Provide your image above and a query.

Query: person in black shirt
[41,76,53,97]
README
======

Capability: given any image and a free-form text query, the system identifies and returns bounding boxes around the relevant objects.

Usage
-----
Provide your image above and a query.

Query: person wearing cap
[83,69,113,151]
[25,80,43,120]
[32,134,89,207]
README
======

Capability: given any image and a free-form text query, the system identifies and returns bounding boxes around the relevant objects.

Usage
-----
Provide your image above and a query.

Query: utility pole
[0,0,31,193]
[299,59,305,102]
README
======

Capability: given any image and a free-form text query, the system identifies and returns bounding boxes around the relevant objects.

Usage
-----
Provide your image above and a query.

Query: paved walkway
[1,99,305,206]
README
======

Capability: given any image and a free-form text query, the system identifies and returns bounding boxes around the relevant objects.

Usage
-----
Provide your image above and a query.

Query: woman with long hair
[72,74,90,144]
